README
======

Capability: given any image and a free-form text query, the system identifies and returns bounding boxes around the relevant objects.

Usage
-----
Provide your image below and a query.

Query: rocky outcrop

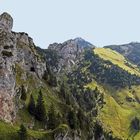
[0,12,17,122]
[15,32,46,79]
[46,38,94,73]
[0,12,46,122]
[0,12,13,31]
[54,130,81,140]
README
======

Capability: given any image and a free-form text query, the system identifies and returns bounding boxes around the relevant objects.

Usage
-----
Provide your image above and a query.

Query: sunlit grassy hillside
[86,80,140,139]
[94,48,140,76]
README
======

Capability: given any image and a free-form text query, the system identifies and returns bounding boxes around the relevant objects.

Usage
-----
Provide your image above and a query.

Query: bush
[131,117,140,130]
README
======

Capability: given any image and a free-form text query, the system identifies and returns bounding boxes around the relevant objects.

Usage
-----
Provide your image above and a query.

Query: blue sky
[0,0,140,48]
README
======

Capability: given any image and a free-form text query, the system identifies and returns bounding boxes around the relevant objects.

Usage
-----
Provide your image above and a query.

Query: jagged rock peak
[47,38,95,73]
[48,37,95,50]
[73,37,95,48]
[0,12,13,31]
[63,37,94,48]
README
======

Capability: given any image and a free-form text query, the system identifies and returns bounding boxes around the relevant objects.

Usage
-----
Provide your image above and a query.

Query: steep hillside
[87,48,140,139]
[94,48,140,76]
[65,48,140,139]
[104,42,140,67]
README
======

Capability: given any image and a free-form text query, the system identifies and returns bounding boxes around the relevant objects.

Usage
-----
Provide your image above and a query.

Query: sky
[0,0,140,48]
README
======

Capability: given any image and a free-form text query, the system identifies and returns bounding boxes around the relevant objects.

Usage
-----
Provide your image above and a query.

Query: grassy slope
[0,121,47,140]
[86,81,140,139]
[94,48,140,76]
[0,121,68,140]
[87,48,140,139]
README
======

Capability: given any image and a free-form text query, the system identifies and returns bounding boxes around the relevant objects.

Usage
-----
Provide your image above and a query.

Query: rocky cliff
[0,12,46,122]
[45,38,94,73]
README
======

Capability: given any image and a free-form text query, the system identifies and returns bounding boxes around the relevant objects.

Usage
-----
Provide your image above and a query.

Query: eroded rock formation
[0,12,46,122]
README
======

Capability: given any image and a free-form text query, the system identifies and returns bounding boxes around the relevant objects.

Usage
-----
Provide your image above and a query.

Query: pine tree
[66,94,71,105]
[18,124,27,140]
[94,87,98,99]
[77,108,85,129]
[67,109,78,130]
[28,94,36,116]
[94,122,103,140]
[60,82,71,105]
[20,85,27,101]
[56,112,62,126]
[35,90,46,121]
[48,73,57,87]
[45,65,57,87]
[47,104,57,130]
[43,70,48,81]
[60,82,66,100]
[131,117,140,130]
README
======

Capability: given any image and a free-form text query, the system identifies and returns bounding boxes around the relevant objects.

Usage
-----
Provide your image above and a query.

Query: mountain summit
[72,37,94,48]
[47,38,94,73]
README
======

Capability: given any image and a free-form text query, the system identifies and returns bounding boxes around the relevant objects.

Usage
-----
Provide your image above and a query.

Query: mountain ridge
[104,42,140,67]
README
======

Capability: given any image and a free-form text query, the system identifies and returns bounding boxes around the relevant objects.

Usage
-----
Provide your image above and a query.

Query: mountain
[71,37,94,48]
[44,38,94,73]
[1,12,140,140]
[104,42,140,66]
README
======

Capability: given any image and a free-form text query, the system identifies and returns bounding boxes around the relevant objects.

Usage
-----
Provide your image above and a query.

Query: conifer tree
[18,124,27,140]
[43,70,49,81]
[60,82,66,100]
[47,104,57,130]
[56,112,62,126]
[94,122,103,140]
[35,90,46,121]
[77,108,85,129]
[67,109,78,130]
[45,65,57,87]
[28,94,36,116]
[20,85,27,101]
[48,73,57,87]
[131,117,140,130]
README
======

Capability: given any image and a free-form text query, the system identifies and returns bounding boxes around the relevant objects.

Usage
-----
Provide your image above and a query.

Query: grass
[94,48,140,76]
[0,121,69,140]
[13,64,72,137]
[0,121,18,140]
[99,93,132,139]
[85,80,104,93]
[86,79,140,139]
[101,88,140,140]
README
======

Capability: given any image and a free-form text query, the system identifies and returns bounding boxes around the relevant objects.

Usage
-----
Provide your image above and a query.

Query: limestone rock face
[0,12,46,122]
[0,13,16,122]
[0,12,13,31]
[47,38,94,73]
[15,32,46,79]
